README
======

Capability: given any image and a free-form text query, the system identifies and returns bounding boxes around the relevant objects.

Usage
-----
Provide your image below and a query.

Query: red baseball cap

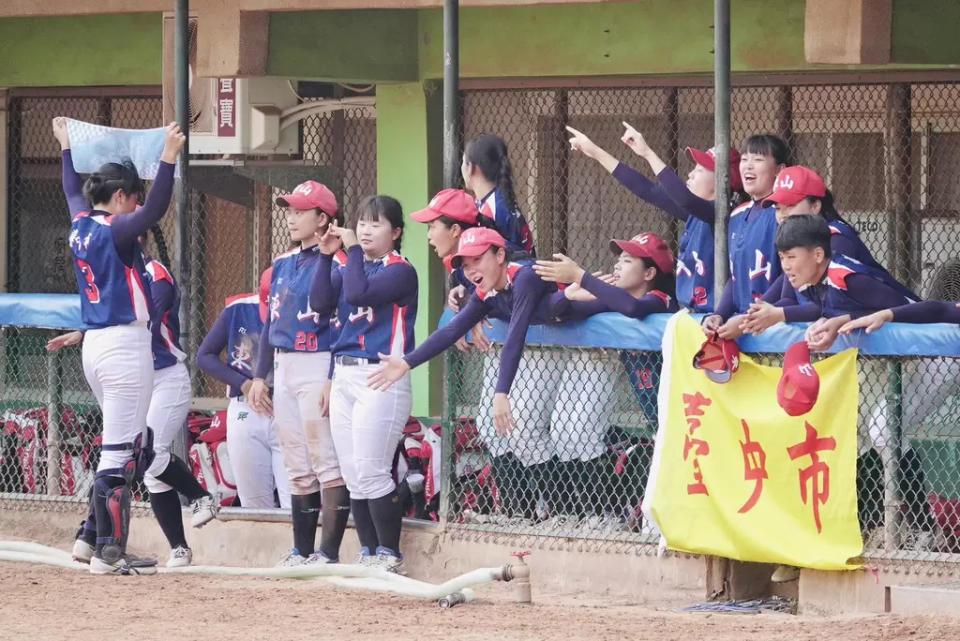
[777,341,820,416]
[258,266,272,322]
[610,232,675,274]
[693,332,740,384]
[685,146,743,191]
[450,227,506,268]
[276,180,339,215]
[411,189,480,225]
[762,166,826,208]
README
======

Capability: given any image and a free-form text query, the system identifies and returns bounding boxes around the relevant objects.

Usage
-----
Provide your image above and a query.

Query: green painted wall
[268,10,419,82]
[0,14,162,87]
[375,82,445,416]
[892,0,960,65]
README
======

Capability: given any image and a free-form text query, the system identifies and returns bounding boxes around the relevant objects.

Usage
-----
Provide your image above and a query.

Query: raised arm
[656,167,716,225]
[309,252,343,317]
[53,118,88,216]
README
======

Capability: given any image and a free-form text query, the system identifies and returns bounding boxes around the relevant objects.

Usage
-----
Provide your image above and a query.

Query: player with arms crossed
[54,117,184,574]
[197,267,291,510]
[247,181,351,566]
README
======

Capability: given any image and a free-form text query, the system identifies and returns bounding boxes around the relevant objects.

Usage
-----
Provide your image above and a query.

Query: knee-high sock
[290,491,322,556]
[318,485,351,560]
[149,489,188,549]
[155,454,209,503]
[369,490,403,555]
[350,499,379,553]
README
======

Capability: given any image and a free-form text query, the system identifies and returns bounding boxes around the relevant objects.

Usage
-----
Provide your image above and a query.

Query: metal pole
[713,0,731,298]
[45,342,63,496]
[174,0,192,381]
[443,0,461,188]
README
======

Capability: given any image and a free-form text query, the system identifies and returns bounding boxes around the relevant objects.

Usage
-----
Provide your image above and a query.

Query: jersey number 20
[76,259,101,304]
[294,331,318,351]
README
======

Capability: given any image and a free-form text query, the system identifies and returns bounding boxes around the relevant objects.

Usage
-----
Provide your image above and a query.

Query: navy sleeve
[611,163,689,221]
[656,167,716,225]
[715,280,735,320]
[495,269,551,395]
[841,274,912,319]
[782,302,823,323]
[580,272,669,319]
[549,289,610,321]
[342,245,418,308]
[61,150,88,216]
[760,274,785,304]
[110,161,176,252]
[197,308,250,391]
[403,296,489,369]
[891,300,960,324]
[309,253,341,316]
[254,312,273,380]
[149,278,174,320]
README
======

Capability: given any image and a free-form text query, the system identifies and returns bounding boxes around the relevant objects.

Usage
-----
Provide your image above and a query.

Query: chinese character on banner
[681,392,713,496]
[217,78,236,137]
[738,420,768,514]
[787,421,836,533]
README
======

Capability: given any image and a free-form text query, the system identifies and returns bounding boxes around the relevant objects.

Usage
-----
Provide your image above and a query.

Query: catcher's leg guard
[93,472,130,563]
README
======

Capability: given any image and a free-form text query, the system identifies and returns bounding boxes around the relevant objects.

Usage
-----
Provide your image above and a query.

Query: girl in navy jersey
[369,228,560,523]
[742,166,916,335]
[197,267,290,511]
[702,135,789,338]
[311,196,418,572]
[565,122,742,312]
[247,181,351,567]
[53,117,183,575]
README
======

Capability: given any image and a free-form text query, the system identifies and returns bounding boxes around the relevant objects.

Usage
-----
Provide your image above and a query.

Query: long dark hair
[464,134,519,214]
[641,257,677,299]
[357,195,405,251]
[149,224,172,268]
[741,134,790,166]
[806,189,849,225]
[83,159,143,207]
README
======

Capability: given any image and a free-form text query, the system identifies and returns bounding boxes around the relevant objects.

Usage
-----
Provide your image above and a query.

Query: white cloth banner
[65,119,179,180]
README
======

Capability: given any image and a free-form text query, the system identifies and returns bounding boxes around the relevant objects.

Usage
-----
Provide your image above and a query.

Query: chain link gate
[446,76,960,570]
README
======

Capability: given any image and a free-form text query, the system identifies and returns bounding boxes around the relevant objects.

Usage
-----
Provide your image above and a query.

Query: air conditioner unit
[162,14,299,156]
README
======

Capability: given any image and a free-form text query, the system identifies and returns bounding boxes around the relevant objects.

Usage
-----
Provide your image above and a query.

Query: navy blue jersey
[827,219,917,301]
[225,294,267,384]
[267,246,342,352]
[728,201,781,313]
[794,255,916,318]
[69,212,151,329]
[477,188,535,257]
[619,351,662,427]
[333,248,419,360]
[145,259,185,370]
[675,217,713,311]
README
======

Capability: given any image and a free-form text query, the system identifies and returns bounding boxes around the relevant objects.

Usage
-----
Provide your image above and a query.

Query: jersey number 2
[76,259,101,304]
[294,332,318,351]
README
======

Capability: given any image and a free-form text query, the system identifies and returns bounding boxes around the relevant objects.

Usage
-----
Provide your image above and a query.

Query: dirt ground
[1,560,957,641]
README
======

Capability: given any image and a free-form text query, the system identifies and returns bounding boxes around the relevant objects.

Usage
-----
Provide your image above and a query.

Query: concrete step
[887,581,960,614]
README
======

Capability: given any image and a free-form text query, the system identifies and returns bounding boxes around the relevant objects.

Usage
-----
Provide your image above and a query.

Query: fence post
[883,357,904,550]
[45,340,63,496]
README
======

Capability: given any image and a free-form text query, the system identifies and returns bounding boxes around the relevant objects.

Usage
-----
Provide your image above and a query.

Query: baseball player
[310,195,418,572]
[246,181,350,567]
[47,235,217,569]
[534,232,678,525]
[743,165,917,334]
[701,134,789,338]
[369,228,560,524]
[196,267,291,510]
[53,116,184,575]
[565,123,743,312]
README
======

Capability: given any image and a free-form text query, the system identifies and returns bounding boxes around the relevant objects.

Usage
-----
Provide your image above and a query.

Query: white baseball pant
[273,351,341,494]
[226,396,291,508]
[82,324,154,473]
[143,362,192,493]
[477,346,559,467]
[330,362,412,500]
[550,350,615,462]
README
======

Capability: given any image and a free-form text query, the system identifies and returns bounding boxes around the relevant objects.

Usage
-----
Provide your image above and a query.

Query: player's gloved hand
[160,122,186,163]
[839,309,893,335]
[247,378,274,417]
[318,380,332,417]
[329,222,358,249]
[533,253,585,285]
[447,285,467,313]
[492,393,517,436]
[46,330,83,352]
[620,121,652,158]
[51,117,70,150]
[740,301,785,336]
[368,353,411,391]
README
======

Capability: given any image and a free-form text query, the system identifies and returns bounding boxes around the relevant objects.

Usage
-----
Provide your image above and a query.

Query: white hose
[0,541,507,602]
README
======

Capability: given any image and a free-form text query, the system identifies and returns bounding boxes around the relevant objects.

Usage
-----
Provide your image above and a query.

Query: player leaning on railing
[52,116,184,575]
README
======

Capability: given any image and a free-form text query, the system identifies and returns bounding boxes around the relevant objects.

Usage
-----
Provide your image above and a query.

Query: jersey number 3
[294,331,318,351]
[76,259,101,304]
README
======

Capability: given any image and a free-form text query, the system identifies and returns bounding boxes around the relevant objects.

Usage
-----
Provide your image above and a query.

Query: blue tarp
[0,294,86,330]
[438,308,960,357]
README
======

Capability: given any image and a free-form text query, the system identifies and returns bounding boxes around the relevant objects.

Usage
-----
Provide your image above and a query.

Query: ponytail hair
[464,134,520,214]
[83,159,143,207]
[149,224,172,269]
[641,257,677,301]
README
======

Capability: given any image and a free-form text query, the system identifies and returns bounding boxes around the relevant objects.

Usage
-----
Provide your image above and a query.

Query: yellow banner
[646,312,863,570]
